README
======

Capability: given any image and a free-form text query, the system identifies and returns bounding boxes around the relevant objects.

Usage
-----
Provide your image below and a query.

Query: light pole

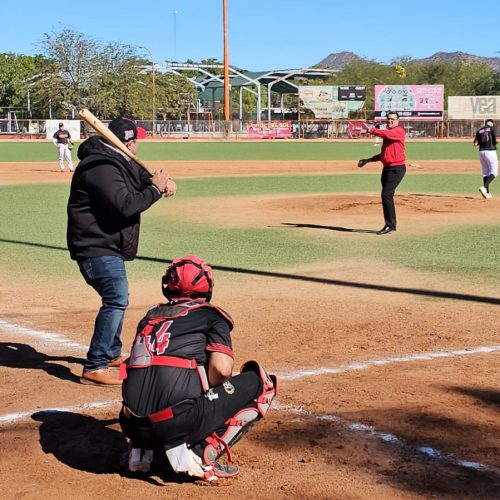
[222,0,230,136]
[137,45,156,135]
[173,10,178,60]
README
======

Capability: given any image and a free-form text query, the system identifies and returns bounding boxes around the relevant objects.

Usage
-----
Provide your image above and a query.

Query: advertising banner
[338,86,366,101]
[247,121,292,139]
[347,121,371,137]
[374,85,444,120]
[299,86,364,119]
[448,96,500,120]
[45,120,81,140]
[299,86,338,118]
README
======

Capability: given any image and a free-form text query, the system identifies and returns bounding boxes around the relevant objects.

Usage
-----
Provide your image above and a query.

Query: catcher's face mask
[162,255,214,301]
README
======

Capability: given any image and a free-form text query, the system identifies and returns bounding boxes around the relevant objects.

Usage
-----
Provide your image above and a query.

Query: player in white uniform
[52,122,74,172]
[474,119,498,199]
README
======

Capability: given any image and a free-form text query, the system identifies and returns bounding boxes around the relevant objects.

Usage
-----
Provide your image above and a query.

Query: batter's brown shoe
[109,355,127,368]
[80,368,122,386]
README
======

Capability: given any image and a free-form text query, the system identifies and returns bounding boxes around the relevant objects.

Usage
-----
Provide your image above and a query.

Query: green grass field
[0,139,497,286]
[0,173,498,284]
[0,140,478,162]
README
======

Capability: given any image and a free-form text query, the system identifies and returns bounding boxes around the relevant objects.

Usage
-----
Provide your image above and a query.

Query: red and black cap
[108,117,148,142]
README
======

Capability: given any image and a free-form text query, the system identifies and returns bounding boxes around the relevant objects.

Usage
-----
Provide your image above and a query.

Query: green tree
[155,73,197,120]
[0,53,37,117]
[31,28,101,116]
[31,28,200,120]
[413,60,497,95]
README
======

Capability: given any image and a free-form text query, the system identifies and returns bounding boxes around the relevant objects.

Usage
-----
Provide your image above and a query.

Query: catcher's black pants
[380,165,406,229]
[119,371,262,450]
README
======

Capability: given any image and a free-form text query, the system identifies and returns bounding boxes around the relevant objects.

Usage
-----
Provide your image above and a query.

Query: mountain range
[317,51,500,72]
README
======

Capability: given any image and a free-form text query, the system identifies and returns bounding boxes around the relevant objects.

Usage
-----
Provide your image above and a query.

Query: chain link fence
[0,118,490,139]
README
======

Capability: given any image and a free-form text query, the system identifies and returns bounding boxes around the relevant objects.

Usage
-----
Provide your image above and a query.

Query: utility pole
[223,0,230,137]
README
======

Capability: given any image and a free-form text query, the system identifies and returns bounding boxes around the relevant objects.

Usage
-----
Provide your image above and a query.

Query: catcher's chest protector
[127,300,232,370]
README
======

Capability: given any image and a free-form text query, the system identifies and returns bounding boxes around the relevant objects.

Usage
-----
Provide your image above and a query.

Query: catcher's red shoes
[80,368,122,386]
[179,449,239,481]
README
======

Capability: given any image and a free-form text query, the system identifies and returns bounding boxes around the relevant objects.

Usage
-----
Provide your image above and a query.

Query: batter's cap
[108,117,148,142]
[162,255,214,301]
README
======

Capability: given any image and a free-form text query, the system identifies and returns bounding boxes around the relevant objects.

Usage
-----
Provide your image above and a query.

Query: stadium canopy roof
[157,63,338,120]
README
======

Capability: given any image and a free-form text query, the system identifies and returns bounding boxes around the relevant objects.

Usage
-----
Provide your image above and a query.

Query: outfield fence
[0,118,489,140]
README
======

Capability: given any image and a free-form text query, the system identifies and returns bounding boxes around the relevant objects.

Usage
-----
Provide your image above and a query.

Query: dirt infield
[0,158,484,184]
[0,161,499,499]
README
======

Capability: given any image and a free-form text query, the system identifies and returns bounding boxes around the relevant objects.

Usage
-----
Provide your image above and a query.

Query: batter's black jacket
[67,136,162,261]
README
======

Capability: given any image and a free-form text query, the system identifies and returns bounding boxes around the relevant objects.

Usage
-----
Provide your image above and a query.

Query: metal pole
[173,10,178,60]
[267,84,272,121]
[138,46,156,135]
[239,87,243,127]
[223,0,230,136]
[257,84,261,121]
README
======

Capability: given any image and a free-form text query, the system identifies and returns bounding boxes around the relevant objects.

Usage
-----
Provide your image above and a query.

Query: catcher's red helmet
[162,255,214,301]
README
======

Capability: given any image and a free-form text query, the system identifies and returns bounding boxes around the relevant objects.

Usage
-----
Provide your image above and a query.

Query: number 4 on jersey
[148,320,173,355]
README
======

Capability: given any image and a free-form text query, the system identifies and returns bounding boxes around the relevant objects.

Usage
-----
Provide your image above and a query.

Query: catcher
[118,255,277,481]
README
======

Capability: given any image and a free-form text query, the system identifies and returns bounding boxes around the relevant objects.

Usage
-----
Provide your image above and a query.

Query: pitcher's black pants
[381,165,406,229]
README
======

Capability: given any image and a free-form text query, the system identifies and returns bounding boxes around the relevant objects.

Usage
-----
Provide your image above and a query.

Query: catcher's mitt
[68,143,74,150]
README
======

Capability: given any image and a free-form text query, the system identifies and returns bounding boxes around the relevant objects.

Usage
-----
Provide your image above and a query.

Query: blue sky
[2,1,499,70]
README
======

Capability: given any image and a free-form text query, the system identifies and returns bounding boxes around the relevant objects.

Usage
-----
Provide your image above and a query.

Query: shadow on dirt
[260,407,500,498]
[1,238,499,305]
[31,410,199,485]
[0,342,83,383]
[32,411,127,474]
[448,386,500,411]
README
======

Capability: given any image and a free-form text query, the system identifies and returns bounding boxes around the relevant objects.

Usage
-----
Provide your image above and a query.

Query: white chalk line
[1,318,499,474]
[0,319,87,351]
[1,397,497,477]
[277,345,500,381]
[0,399,120,425]
[274,402,500,475]
[2,317,499,381]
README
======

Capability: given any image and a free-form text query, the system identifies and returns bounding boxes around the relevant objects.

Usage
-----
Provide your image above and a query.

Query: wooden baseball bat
[78,108,154,175]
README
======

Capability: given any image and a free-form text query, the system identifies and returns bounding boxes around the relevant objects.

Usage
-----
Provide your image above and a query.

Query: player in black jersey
[474,119,498,199]
[52,122,74,172]
[119,255,277,481]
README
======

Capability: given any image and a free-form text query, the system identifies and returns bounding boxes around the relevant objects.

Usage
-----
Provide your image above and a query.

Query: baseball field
[0,140,499,499]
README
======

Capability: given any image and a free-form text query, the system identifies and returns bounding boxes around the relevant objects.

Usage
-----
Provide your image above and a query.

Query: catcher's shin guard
[202,360,277,465]
[239,360,278,416]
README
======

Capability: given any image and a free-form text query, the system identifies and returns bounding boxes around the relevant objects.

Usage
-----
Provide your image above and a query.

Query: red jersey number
[149,320,173,355]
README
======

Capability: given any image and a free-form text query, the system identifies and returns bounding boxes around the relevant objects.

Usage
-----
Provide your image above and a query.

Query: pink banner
[247,121,292,139]
[347,121,371,137]
[374,85,444,120]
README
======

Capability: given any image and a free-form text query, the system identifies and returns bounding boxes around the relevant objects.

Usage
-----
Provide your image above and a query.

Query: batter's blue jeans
[78,256,129,372]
